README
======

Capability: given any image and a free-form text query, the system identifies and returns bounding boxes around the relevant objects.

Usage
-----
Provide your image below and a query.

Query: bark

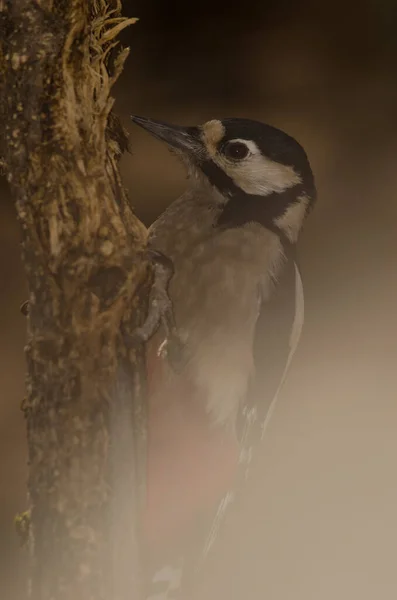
[0,1,149,598]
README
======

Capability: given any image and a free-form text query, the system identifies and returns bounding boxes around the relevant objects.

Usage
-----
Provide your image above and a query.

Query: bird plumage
[131,115,316,598]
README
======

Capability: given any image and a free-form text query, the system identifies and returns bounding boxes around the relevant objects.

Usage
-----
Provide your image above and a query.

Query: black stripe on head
[200,158,242,198]
[216,183,307,231]
[200,158,314,244]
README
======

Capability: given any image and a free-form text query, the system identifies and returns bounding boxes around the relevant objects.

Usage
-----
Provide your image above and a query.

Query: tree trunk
[0,1,149,598]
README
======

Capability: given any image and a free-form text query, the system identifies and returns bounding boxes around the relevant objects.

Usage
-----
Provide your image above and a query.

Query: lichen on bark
[0,1,149,598]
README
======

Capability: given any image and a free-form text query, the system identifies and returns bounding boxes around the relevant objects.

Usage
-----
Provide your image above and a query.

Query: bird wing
[200,253,304,561]
[247,253,304,443]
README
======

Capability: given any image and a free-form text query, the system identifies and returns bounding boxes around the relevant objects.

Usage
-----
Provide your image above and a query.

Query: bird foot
[127,249,185,369]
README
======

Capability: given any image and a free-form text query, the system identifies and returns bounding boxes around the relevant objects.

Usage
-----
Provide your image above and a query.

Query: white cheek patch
[274,194,310,242]
[214,138,302,196]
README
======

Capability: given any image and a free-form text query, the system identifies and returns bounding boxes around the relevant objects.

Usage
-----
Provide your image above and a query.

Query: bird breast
[150,212,285,426]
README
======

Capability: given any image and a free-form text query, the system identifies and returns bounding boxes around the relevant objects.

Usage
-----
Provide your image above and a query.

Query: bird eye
[222,141,249,160]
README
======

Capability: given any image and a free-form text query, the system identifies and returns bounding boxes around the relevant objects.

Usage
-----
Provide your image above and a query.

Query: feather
[198,253,303,564]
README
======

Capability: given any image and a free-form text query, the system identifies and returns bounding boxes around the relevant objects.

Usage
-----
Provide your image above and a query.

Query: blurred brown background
[1,1,397,598]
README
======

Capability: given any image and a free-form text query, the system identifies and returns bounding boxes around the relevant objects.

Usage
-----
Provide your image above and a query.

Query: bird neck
[186,160,309,249]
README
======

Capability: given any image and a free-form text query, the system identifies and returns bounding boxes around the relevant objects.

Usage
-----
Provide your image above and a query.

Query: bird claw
[20,300,29,316]
[156,335,185,371]
[126,249,185,369]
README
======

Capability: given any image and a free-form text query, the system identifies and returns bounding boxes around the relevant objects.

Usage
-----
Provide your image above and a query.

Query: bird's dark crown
[219,118,314,185]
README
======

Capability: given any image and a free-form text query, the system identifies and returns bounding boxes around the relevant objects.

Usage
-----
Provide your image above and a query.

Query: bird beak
[131,116,204,157]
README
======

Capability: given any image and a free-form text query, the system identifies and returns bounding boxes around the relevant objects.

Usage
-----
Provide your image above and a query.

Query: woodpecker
[131,115,316,599]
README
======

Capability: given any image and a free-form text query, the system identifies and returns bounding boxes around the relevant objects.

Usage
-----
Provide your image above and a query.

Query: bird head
[131,116,316,242]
